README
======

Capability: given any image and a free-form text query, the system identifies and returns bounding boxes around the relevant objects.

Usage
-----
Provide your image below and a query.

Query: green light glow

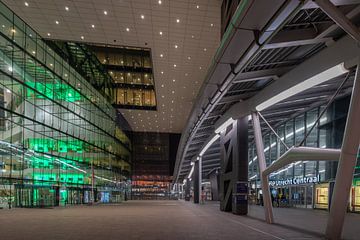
[26,81,81,102]
[33,173,86,184]
[27,138,84,153]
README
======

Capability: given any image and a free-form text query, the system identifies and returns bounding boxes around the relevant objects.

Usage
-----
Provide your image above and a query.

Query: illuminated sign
[269,175,319,187]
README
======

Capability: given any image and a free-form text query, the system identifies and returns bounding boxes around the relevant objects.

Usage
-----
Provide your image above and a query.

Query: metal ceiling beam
[217,33,360,129]
[303,0,360,9]
[314,0,360,43]
[263,37,333,50]
[234,67,293,83]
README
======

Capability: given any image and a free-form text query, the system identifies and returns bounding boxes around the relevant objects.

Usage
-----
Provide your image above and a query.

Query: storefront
[269,175,319,209]
[314,180,360,213]
[314,183,330,210]
[351,179,360,212]
[15,184,58,208]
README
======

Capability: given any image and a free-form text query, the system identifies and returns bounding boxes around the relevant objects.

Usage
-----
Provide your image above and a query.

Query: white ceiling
[4,0,221,133]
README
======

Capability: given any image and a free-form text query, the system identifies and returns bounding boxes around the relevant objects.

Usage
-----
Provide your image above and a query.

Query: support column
[219,117,248,215]
[326,62,360,240]
[252,112,274,224]
[193,160,200,204]
[185,179,191,201]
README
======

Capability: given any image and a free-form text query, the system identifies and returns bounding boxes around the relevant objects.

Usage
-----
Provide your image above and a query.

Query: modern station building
[1,0,360,239]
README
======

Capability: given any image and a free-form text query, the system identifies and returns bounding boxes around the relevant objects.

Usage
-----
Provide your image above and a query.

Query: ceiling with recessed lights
[3,0,221,133]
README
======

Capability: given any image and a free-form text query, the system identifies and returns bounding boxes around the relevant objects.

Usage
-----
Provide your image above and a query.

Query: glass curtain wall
[248,98,360,209]
[0,2,131,208]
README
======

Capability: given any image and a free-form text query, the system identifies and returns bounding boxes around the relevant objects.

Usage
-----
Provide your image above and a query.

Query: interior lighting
[176,19,180,23]
[126,27,130,32]
[159,31,163,35]
[104,10,108,15]
[174,45,178,48]
[141,15,145,19]
[199,134,220,156]
[91,24,95,28]
[55,20,59,24]
[24,2,29,7]
[65,6,69,11]
[188,165,194,178]
[215,117,236,134]
[158,0,162,4]
[256,63,348,111]
[47,33,51,36]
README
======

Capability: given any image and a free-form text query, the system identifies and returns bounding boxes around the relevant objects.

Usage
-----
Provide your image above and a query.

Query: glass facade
[0,2,131,208]
[248,96,360,210]
[91,45,157,110]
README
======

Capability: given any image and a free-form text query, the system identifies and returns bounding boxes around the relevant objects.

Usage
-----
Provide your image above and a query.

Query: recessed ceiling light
[196,5,199,8]
[204,48,207,51]
[161,71,164,74]
[161,84,164,87]
[81,36,84,40]
[47,33,51,36]
[24,2,29,7]
[171,100,174,103]
[173,64,177,68]
[55,20,59,25]
[187,56,191,60]
[199,66,202,69]
[159,31,163,35]
[141,15,145,19]
[210,23,214,27]
[158,0,162,4]
[126,27,130,32]
[176,19,180,23]
[191,35,194,38]
[174,45,178,48]
[172,79,175,82]
[104,10,108,15]
[185,73,188,76]
[160,54,163,58]
[32,51,35,54]
[65,6,69,11]
[91,24,95,28]
[172,91,175,94]
[161,95,164,98]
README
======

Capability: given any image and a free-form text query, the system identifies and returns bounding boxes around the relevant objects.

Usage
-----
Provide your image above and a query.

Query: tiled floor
[0,201,358,239]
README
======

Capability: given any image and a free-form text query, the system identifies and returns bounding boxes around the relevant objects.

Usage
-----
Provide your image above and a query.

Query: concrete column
[199,157,202,204]
[209,170,220,201]
[193,160,200,204]
[252,112,274,224]
[219,117,248,214]
[185,179,191,201]
[326,62,360,240]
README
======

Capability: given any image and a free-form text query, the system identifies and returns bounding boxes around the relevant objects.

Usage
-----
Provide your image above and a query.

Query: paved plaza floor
[0,200,359,240]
